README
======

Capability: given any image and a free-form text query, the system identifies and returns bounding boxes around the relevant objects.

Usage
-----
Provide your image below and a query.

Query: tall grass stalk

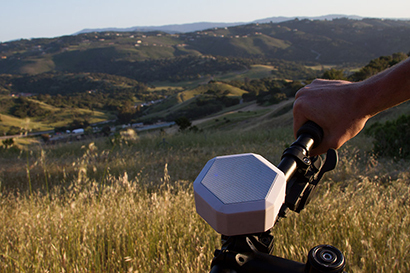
[0,129,409,272]
[25,150,32,196]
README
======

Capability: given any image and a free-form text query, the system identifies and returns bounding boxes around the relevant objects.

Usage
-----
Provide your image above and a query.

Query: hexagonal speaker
[194,153,286,236]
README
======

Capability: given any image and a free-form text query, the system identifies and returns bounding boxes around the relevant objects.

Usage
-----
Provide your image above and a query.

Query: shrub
[2,138,14,148]
[6,126,21,136]
[365,114,410,159]
[41,134,50,143]
[322,68,347,80]
[269,93,287,104]
[101,125,111,136]
[175,116,192,131]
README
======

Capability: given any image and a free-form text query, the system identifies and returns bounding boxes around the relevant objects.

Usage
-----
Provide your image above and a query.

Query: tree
[7,126,21,136]
[84,126,94,135]
[69,119,90,130]
[117,101,137,124]
[349,53,408,82]
[41,134,50,143]
[101,125,111,136]
[175,116,192,131]
[321,68,346,80]
[269,93,287,104]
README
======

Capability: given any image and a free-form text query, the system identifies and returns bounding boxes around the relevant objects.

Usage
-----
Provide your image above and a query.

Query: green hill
[141,81,248,121]
[1,18,409,134]
[0,95,114,134]
[1,18,410,80]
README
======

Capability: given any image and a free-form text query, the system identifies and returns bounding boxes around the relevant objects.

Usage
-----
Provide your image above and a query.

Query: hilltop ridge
[1,17,410,79]
[74,14,396,35]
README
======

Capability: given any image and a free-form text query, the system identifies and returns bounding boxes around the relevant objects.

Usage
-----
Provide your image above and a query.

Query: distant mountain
[75,15,365,35]
[253,14,364,24]
[75,22,246,35]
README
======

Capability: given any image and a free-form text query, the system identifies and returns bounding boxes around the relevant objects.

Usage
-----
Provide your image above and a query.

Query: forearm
[358,57,410,119]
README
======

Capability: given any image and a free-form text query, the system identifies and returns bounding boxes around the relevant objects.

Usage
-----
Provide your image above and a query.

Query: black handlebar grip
[296,121,324,149]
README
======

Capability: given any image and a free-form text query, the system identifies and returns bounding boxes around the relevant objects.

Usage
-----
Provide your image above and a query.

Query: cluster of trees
[227,78,303,105]
[0,72,179,127]
[55,119,91,133]
[159,88,240,122]
[270,60,320,80]
[10,97,51,118]
[165,78,302,122]
[0,72,150,113]
[116,101,138,124]
[35,92,127,111]
[349,52,409,81]
[5,72,148,96]
[321,52,409,81]
[0,35,86,56]
[44,47,253,83]
[112,56,250,83]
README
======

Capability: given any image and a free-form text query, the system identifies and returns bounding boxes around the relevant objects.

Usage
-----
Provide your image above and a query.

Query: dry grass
[0,175,218,272]
[0,128,409,272]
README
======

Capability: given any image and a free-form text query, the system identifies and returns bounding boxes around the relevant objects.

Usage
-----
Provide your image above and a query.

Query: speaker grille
[201,154,277,204]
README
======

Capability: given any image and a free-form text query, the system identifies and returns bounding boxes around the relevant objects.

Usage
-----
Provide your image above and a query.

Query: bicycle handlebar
[208,121,344,273]
[277,121,323,181]
[296,120,324,149]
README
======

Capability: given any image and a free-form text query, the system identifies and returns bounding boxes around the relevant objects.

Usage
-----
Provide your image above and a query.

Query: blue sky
[1,0,410,42]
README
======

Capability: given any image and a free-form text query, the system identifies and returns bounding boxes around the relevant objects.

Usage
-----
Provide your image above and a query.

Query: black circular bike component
[296,121,324,149]
[306,245,345,273]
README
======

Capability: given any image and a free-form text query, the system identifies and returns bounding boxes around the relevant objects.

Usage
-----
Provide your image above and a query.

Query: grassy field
[0,96,115,134]
[141,81,249,121]
[211,65,276,82]
[0,124,409,272]
[150,64,280,91]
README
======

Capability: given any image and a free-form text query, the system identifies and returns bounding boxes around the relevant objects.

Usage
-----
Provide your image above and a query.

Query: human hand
[293,79,369,156]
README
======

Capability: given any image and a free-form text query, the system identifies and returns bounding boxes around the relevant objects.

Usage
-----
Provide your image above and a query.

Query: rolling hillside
[1,18,409,136]
[0,96,114,134]
[1,18,410,79]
